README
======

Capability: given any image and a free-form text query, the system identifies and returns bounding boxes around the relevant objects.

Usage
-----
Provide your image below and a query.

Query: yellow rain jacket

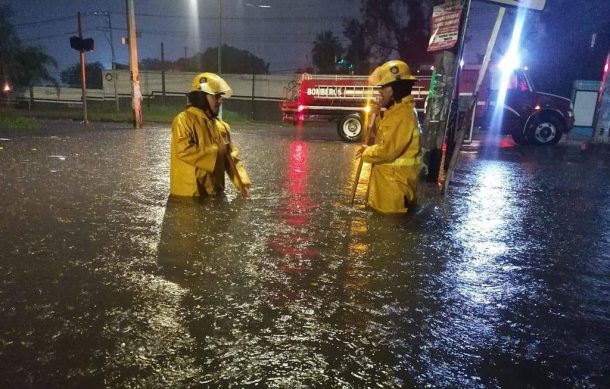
[170,106,251,197]
[362,95,422,213]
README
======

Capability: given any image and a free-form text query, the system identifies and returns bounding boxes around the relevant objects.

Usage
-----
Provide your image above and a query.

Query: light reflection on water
[1,125,609,387]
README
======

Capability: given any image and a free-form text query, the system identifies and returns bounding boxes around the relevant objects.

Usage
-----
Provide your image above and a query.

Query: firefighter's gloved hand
[369,101,381,116]
[355,145,367,159]
[242,183,251,197]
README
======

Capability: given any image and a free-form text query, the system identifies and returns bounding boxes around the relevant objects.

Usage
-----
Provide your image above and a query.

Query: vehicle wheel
[525,115,563,146]
[337,114,363,142]
[511,131,529,145]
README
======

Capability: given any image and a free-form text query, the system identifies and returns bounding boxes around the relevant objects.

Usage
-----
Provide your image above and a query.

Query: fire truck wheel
[338,114,363,142]
[525,115,563,146]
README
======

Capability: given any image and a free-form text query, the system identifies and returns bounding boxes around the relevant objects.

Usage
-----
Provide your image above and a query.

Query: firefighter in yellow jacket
[356,60,422,213]
[170,72,251,197]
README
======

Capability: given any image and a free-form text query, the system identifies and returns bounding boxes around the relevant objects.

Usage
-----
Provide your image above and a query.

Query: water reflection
[2,124,610,386]
[424,161,543,385]
[269,140,319,266]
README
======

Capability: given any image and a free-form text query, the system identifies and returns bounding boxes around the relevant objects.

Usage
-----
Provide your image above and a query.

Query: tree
[343,19,371,74]
[1,4,59,109]
[0,5,22,86]
[60,62,104,89]
[520,0,610,96]
[311,31,344,74]
[344,0,433,71]
[15,45,58,109]
[141,45,269,74]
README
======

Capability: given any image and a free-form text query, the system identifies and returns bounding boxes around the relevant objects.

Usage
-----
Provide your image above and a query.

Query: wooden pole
[126,0,142,128]
[350,111,376,207]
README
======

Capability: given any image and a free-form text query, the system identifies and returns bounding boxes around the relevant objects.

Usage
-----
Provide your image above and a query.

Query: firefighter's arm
[228,144,251,187]
[172,114,218,172]
[222,123,252,193]
[362,117,413,164]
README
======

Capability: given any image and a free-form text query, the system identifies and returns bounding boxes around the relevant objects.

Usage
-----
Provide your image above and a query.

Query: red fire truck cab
[280,73,430,142]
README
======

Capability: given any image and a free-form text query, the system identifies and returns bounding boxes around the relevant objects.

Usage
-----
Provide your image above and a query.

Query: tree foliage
[311,31,344,74]
[60,62,104,89]
[0,5,58,91]
[140,44,270,74]
[520,0,610,96]
[342,0,434,74]
[0,5,23,84]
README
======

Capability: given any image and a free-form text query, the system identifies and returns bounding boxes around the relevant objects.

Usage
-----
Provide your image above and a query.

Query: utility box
[593,53,610,144]
[571,80,600,138]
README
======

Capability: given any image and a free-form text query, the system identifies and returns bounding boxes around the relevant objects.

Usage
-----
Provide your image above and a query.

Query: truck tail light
[297,105,304,112]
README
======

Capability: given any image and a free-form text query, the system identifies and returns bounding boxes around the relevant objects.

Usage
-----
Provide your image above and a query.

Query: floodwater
[1,121,609,387]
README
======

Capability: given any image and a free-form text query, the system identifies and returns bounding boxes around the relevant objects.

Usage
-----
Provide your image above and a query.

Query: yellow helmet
[190,72,232,97]
[369,60,416,86]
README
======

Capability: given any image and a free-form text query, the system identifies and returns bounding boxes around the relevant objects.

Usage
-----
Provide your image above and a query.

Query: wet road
[1,121,609,387]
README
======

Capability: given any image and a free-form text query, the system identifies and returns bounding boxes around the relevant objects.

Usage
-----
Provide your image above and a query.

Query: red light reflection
[269,141,319,266]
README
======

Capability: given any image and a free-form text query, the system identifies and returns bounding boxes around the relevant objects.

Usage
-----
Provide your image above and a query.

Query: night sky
[5,0,359,76]
[3,0,609,95]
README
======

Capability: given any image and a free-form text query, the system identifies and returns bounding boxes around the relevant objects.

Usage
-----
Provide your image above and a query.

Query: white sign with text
[481,0,546,11]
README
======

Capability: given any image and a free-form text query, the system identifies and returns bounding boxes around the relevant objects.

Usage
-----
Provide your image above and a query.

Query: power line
[13,15,74,28]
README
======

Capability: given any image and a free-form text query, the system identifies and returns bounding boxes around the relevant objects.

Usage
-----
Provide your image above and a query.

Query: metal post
[107,13,119,112]
[465,7,505,143]
[77,12,88,124]
[93,11,119,112]
[161,42,166,105]
[126,0,143,128]
[251,72,255,120]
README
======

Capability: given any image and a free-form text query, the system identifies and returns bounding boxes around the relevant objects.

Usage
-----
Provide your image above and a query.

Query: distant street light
[93,11,120,112]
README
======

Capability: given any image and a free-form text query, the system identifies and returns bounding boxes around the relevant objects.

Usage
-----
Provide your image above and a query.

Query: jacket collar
[387,95,414,112]
[186,106,215,123]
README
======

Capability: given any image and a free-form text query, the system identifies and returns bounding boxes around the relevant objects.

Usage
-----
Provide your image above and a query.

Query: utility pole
[421,0,471,183]
[107,12,119,112]
[217,0,222,73]
[77,12,88,124]
[94,11,119,112]
[126,0,143,128]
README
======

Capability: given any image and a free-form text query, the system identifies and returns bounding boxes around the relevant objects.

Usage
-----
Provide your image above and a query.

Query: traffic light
[70,36,94,52]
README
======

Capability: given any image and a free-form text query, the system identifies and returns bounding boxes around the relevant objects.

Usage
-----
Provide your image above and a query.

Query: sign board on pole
[479,0,546,11]
[427,3,463,52]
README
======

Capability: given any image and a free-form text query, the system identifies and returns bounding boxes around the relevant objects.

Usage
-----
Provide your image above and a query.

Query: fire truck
[280,73,431,142]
